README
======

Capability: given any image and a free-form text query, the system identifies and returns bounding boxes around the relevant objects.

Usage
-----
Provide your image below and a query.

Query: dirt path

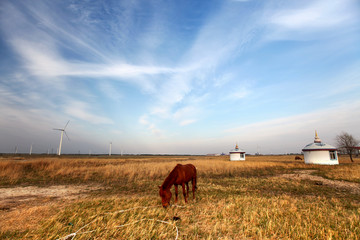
[279,170,360,195]
[0,185,102,210]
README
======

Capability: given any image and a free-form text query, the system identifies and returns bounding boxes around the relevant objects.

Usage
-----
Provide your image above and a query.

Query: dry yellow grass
[0,205,56,233]
[1,154,359,239]
[1,154,359,184]
[319,164,360,182]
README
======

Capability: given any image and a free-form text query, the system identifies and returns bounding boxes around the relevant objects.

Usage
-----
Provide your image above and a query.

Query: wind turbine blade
[64,120,70,130]
[64,131,70,141]
[53,128,63,131]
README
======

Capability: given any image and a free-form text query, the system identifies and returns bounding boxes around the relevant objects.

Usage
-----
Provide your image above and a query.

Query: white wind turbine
[29,143,33,155]
[109,142,112,156]
[53,120,70,155]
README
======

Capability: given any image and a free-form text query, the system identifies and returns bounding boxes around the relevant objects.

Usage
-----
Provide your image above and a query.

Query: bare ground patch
[0,185,103,209]
[0,185,104,233]
[279,170,360,194]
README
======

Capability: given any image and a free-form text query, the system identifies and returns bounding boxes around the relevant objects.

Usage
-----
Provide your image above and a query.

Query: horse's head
[158,185,172,208]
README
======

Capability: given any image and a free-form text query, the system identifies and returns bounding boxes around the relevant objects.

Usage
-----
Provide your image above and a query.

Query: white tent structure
[302,131,338,165]
[229,143,246,161]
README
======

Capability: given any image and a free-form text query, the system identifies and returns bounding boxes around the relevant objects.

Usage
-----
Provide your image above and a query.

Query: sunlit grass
[1,155,359,186]
[0,154,359,239]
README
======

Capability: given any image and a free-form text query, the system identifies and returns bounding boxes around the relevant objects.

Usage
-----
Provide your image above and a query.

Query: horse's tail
[189,164,197,190]
[194,167,197,190]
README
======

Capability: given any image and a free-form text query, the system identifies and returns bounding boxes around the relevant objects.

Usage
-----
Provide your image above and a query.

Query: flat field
[0,154,359,239]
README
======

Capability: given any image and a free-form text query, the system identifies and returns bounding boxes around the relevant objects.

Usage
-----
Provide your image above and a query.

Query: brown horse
[159,164,197,208]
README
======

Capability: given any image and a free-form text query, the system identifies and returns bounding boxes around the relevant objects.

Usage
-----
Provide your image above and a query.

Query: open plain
[0,154,359,239]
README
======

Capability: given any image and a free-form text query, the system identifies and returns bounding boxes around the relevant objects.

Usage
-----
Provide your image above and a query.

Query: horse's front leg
[174,185,178,203]
[182,183,188,203]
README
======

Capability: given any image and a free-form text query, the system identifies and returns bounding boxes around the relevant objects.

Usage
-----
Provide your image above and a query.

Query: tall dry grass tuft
[1,155,360,186]
[319,164,360,183]
[0,161,25,184]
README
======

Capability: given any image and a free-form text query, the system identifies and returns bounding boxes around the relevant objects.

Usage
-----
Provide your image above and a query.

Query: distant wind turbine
[109,142,112,156]
[53,120,70,156]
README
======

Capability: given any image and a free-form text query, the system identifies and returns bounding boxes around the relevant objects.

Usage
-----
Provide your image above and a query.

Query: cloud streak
[225,100,360,142]
[270,0,355,29]
[142,1,263,130]
[64,100,114,125]
[265,0,359,41]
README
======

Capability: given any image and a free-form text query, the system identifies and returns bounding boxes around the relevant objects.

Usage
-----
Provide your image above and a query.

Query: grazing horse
[159,164,197,208]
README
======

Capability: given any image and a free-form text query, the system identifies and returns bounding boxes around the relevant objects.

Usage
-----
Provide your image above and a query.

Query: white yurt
[229,143,246,161]
[302,131,338,165]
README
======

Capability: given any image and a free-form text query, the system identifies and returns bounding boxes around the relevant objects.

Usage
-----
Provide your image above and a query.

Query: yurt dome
[229,143,246,161]
[302,131,338,165]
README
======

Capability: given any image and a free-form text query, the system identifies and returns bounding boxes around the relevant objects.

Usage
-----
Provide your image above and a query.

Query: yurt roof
[302,142,336,151]
[302,131,337,151]
[229,149,245,153]
[229,143,245,153]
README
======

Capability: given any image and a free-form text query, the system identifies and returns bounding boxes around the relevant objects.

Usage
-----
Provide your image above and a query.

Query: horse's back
[176,163,196,173]
[175,164,196,184]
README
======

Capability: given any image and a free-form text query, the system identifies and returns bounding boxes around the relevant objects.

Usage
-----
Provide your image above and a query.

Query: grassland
[0,154,359,239]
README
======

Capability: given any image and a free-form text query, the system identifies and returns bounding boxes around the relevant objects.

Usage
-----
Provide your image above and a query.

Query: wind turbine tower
[53,120,70,156]
[109,142,112,156]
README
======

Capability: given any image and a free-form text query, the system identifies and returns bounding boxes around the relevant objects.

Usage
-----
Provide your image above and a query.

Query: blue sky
[0,0,359,155]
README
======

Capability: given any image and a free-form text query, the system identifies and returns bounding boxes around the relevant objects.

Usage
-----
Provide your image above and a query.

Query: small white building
[302,131,338,165]
[229,143,246,161]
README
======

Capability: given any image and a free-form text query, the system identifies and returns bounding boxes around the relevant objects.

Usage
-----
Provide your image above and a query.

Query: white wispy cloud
[138,114,164,137]
[270,0,354,29]
[3,1,181,91]
[12,37,180,81]
[179,119,197,126]
[144,1,262,130]
[173,106,199,126]
[225,100,360,142]
[11,39,70,78]
[64,100,114,125]
[266,0,359,40]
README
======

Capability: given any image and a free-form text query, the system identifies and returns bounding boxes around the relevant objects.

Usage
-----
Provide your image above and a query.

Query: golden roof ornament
[314,130,322,143]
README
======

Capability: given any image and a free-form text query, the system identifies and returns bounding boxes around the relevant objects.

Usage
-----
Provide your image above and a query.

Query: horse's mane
[162,164,179,190]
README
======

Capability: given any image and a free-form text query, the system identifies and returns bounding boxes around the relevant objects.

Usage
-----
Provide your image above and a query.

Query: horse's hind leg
[192,178,196,200]
[182,183,188,203]
[186,183,189,198]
